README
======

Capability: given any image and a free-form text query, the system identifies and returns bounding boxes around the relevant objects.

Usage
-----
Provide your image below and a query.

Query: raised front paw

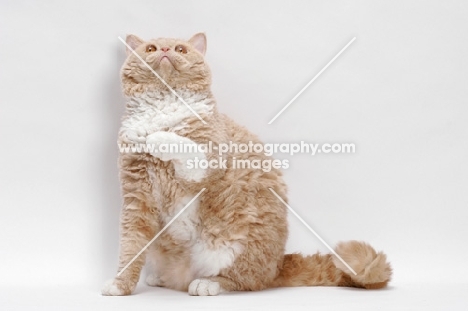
[122,128,147,144]
[145,131,179,160]
[145,132,208,182]
[188,279,221,296]
[101,278,136,296]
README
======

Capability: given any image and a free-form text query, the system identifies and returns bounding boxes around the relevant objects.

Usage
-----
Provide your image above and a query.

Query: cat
[102,33,392,296]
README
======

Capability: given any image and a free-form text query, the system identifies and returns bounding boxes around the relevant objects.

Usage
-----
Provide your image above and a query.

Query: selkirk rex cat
[102,33,392,296]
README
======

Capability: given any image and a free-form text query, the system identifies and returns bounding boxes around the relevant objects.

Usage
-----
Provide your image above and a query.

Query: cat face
[121,33,211,93]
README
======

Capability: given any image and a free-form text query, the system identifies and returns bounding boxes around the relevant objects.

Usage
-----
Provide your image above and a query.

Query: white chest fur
[122,90,214,133]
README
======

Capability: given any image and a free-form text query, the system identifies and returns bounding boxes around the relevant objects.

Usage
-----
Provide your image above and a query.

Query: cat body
[102,33,391,296]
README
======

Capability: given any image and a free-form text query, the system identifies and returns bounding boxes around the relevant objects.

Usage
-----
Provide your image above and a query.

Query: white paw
[122,128,147,144]
[146,131,207,181]
[145,131,181,160]
[101,279,125,296]
[188,279,221,296]
[145,274,163,287]
[146,131,202,160]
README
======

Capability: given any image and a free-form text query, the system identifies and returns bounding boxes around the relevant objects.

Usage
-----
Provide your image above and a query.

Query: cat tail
[273,240,392,289]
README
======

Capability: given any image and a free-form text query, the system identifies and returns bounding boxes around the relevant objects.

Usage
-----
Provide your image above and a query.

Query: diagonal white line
[268,37,356,124]
[268,188,357,275]
[117,36,207,125]
[117,188,206,277]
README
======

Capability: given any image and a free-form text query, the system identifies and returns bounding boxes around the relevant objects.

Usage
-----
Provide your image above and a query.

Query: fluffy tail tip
[332,240,392,289]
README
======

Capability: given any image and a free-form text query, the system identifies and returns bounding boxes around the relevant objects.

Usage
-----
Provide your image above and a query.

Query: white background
[1,0,467,310]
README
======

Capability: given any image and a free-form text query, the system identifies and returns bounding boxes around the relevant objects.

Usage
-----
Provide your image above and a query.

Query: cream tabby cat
[102,33,392,296]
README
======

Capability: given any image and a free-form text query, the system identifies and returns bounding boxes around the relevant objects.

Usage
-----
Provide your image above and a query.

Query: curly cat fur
[102,33,392,296]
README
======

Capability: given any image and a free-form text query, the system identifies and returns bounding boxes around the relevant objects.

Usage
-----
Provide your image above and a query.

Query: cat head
[121,33,211,95]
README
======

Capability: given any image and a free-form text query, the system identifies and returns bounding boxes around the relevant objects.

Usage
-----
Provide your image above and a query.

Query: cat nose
[161,47,170,52]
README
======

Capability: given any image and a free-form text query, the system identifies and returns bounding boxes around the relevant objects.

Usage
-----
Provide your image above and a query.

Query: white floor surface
[1,282,467,311]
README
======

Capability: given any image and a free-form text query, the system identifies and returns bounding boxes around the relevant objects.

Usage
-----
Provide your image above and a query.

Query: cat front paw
[122,128,147,144]
[188,279,221,296]
[101,278,135,296]
[145,132,208,182]
[145,131,178,161]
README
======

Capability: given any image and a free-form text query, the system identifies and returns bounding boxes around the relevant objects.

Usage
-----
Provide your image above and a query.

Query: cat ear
[189,33,207,55]
[125,34,144,56]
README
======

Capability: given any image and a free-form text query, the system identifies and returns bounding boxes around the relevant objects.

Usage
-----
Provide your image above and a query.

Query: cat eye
[146,45,157,52]
[175,45,187,54]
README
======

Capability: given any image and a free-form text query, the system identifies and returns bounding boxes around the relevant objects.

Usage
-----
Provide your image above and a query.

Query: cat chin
[159,59,175,72]
[159,70,176,83]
